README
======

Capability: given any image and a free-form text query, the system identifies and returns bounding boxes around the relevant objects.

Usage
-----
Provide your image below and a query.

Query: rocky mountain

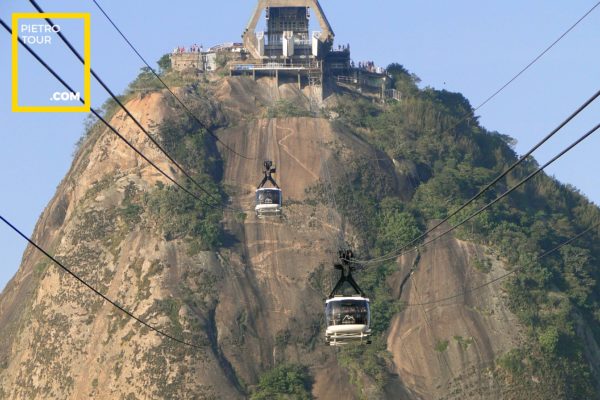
[1,65,599,399]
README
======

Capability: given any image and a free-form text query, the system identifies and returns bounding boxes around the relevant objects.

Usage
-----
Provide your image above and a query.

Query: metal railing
[384,89,402,101]
[336,75,357,84]
[293,39,312,46]
[231,61,320,71]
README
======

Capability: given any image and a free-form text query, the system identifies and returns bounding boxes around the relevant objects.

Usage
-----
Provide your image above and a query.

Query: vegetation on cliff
[326,63,600,398]
[251,364,313,400]
[145,90,226,252]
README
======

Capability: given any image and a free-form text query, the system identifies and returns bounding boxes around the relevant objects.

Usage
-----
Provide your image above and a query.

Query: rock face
[388,229,523,399]
[0,76,526,399]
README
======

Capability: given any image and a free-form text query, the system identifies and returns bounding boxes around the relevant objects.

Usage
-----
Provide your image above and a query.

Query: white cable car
[255,161,282,218]
[325,296,371,346]
[255,188,282,217]
[325,250,372,346]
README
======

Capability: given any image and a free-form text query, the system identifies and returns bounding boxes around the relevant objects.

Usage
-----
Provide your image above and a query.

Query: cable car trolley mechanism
[325,250,372,346]
[255,160,282,218]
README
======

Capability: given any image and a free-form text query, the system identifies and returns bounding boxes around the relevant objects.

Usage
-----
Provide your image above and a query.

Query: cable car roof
[325,296,370,304]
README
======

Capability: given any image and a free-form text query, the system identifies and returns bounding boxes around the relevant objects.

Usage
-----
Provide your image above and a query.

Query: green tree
[560,246,595,307]
[538,326,560,354]
[251,364,312,400]
[157,53,171,73]
[375,199,421,254]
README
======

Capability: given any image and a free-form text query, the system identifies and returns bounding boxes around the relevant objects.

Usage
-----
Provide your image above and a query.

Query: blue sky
[1,0,599,291]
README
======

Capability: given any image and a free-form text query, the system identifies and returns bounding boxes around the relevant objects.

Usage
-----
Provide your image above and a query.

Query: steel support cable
[0,214,203,349]
[321,152,347,293]
[28,0,242,211]
[0,19,233,213]
[319,130,348,252]
[89,0,256,161]
[405,220,600,307]
[350,2,600,263]
[360,121,600,266]
[340,0,599,169]
[353,88,600,265]
[312,128,346,267]
[471,0,600,114]
[393,1,600,153]
[322,154,345,250]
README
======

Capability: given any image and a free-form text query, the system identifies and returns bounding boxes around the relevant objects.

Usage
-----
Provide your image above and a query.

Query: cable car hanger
[257,160,279,189]
[328,249,365,298]
[255,160,283,218]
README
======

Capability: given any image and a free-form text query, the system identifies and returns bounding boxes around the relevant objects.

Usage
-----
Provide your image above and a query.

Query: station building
[170,0,398,100]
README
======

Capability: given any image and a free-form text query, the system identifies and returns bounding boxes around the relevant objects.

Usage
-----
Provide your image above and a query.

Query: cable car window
[256,189,281,205]
[326,299,369,326]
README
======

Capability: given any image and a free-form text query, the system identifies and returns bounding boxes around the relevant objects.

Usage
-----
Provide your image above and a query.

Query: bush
[266,100,312,118]
[157,53,171,73]
[497,348,525,376]
[145,92,226,251]
[434,339,449,353]
[538,326,560,354]
[473,257,492,273]
[251,364,312,400]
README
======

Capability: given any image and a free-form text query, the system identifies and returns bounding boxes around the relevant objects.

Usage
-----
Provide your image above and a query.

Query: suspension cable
[0,18,240,213]
[391,0,600,157]
[354,88,600,264]
[322,151,346,250]
[0,214,203,349]
[405,220,600,307]
[352,2,600,263]
[28,0,242,210]
[89,0,256,161]
[361,121,600,266]
[471,0,600,114]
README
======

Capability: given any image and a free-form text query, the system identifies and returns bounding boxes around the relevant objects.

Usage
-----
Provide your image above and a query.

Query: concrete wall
[170,53,203,72]
[171,51,245,72]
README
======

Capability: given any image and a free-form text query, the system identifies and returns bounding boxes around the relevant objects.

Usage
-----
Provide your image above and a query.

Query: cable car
[255,188,282,217]
[255,161,282,218]
[325,250,372,346]
[325,296,371,346]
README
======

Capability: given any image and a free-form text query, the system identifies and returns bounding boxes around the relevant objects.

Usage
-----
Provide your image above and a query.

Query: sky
[1,0,599,292]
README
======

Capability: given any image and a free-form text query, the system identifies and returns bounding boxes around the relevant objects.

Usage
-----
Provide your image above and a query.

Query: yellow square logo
[12,12,91,113]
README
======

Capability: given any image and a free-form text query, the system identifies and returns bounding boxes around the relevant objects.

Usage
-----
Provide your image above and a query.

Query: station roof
[243,0,334,41]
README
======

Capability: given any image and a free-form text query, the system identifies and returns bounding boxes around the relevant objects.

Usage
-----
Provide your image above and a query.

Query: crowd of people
[171,41,385,75]
[335,43,350,52]
[172,44,203,54]
[357,61,383,74]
